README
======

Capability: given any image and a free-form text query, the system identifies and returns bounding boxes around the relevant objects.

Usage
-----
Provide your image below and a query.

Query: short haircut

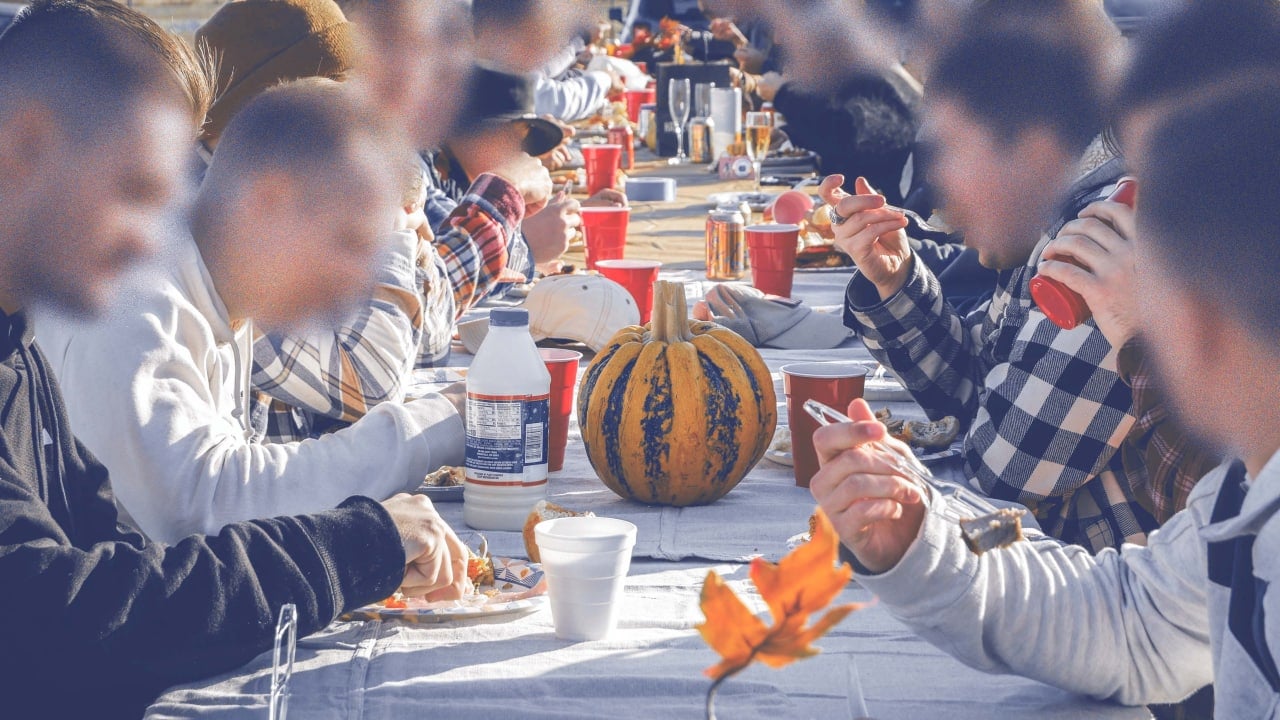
[200,78,392,202]
[0,0,211,134]
[1115,0,1280,121]
[928,0,1118,155]
[1139,80,1280,338]
[471,0,536,31]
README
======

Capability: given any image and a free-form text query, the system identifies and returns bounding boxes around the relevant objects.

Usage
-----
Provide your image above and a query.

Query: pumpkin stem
[652,280,693,343]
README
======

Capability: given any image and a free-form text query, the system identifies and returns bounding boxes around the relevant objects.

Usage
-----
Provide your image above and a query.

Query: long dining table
[146,159,1154,720]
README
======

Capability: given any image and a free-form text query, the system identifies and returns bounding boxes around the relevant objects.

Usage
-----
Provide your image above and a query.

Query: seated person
[0,5,468,717]
[426,69,627,293]
[709,16,782,75]
[38,80,466,545]
[821,6,1156,552]
[809,47,1280,720]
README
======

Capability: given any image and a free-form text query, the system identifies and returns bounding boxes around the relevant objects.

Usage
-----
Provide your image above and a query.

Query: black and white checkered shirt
[845,153,1158,551]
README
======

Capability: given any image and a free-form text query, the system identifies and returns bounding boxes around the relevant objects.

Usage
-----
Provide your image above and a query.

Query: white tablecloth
[146,269,1151,720]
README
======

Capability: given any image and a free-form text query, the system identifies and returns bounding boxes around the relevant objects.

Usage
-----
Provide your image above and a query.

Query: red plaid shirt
[1116,337,1223,524]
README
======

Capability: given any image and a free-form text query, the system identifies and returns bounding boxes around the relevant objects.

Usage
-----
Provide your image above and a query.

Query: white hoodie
[855,452,1280,716]
[36,231,464,544]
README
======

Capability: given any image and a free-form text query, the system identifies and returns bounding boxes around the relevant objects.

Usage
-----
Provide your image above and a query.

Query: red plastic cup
[782,362,869,488]
[579,206,630,269]
[624,88,656,124]
[540,348,583,473]
[1031,178,1138,330]
[595,259,662,324]
[771,191,814,226]
[746,224,800,298]
[582,144,623,196]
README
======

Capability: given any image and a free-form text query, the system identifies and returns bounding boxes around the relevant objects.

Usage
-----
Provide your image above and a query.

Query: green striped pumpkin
[577,281,777,506]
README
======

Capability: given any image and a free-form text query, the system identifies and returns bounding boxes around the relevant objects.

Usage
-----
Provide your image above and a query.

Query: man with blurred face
[38,80,469,546]
[819,9,1155,553]
[808,77,1280,720]
[0,3,468,717]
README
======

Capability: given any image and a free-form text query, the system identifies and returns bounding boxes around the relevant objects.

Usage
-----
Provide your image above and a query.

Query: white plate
[343,558,547,623]
[707,191,778,212]
[764,448,793,467]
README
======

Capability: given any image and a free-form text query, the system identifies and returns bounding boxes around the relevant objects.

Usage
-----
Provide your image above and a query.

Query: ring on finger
[828,205,850,226]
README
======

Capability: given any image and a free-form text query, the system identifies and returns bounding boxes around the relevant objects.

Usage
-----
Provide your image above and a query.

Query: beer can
[689,116,714,164]
[608,125,635,170]
[706,206,746,280]
[639,103,658,151]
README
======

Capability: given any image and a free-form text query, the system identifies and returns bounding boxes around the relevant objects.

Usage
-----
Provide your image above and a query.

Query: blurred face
[923,99,1077,269]
[236,142,399,331]
[16,100,189,315]
[1130,227,1224,453]
[348,0,471,148]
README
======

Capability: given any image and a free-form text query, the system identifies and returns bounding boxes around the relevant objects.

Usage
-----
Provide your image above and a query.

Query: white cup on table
[534,516,637,641]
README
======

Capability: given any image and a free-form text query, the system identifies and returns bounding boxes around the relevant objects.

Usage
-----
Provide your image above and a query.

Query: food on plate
[874,408,961,451]
[769,426,792,454]
[423,465,465,487]
[523,499,594,562]
[795,246,853,269]
[959,508,1027,555]
[803,203,836,240]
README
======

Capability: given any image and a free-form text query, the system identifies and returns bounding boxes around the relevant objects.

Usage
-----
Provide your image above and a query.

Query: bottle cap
[490,307,530,328]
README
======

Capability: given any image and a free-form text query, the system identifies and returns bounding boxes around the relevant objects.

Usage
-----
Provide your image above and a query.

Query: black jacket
[0,310,403,719]
[774,72,921,207]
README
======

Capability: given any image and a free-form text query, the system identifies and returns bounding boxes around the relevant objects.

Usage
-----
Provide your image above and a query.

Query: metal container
[639,103,658,151]
[689,116,715,164]
[706,205,746,280]
[608,124,635,170]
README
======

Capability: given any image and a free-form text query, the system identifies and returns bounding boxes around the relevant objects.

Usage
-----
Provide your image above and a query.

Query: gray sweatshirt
[857,451,1280,717]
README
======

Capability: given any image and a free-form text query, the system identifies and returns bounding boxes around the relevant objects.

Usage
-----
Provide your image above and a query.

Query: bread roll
[522,500,594,563]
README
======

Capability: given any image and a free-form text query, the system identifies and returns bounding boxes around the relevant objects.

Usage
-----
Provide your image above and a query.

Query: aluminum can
[608,125,635,170]
[639,103,658,151]
[689,116,715,164]
[706,205,746,280]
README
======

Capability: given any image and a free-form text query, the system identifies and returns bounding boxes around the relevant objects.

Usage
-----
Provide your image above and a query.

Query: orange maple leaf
[696,508,864,681]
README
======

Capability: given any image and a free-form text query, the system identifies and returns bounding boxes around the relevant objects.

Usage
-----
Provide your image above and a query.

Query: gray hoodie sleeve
[855,470,1221,706]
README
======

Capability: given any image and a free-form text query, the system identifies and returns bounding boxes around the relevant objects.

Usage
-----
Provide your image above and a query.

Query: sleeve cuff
[854,489,980,615]
[468,173,526,229]
[296,496,404,615]
[844,254,941,348]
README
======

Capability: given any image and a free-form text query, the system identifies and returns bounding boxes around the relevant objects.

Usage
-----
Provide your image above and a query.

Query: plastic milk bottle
[464,308,552,531]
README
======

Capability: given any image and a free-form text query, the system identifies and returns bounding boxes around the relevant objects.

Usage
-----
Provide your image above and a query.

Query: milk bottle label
[465,393,550,484]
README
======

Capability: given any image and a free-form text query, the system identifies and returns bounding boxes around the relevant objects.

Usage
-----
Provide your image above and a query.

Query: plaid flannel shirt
[252,174,526,443]
[845,152,1159,552]
[1117,337,1222,524]
[252,230,423,442]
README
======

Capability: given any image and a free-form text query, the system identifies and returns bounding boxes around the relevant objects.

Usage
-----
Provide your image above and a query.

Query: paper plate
[343,558,547,623]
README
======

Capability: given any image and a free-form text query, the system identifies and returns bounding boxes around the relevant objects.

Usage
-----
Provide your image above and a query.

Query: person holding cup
[820,5,1157,553]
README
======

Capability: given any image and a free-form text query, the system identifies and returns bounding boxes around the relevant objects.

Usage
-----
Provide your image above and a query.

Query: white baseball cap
[457,274,641,354]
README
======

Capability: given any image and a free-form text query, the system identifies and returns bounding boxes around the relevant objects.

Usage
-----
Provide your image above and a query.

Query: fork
[802,399,1000,521]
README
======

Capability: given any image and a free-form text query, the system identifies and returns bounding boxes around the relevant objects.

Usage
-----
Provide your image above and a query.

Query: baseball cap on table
[702,284,855,349]
[458,275,641,354]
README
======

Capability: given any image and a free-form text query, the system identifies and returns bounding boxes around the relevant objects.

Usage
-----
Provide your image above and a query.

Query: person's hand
[756,71,784,103]
[819,174,912,300]
[710,18,748,47]
[540,143,575,172]
[582,188,627,208]
[1036,199,1140,346]
[436,380,467,420]
[380,493,472,600]
[734,46,766,74]
[809,399,927,574]
[522,194,581,263]
[490,152,554,215]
